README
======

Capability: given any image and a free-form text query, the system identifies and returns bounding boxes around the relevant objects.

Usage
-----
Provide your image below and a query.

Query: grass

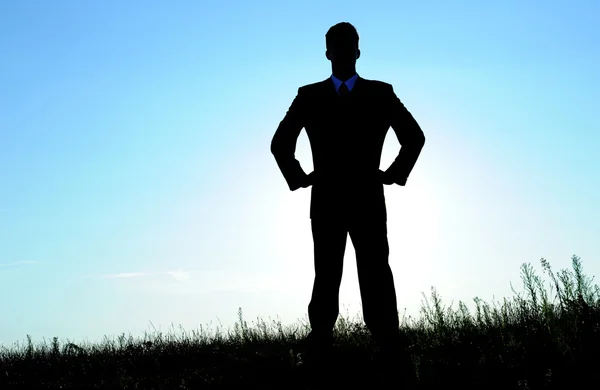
[1,255,599,389]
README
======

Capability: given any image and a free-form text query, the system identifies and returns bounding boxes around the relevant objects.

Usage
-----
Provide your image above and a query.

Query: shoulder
[299,78,331,93]
[360,77,393,91]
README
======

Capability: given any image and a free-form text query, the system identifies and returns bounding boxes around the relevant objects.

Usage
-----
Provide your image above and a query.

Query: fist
[300,171,314,188]
[379,169,394,185]
[379,169,407,186]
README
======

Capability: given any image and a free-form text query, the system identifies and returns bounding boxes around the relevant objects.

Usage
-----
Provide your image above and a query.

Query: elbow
[270,137,279,156]
[417,129,425,148]
[271,140,285,163]
[405,131,425,150]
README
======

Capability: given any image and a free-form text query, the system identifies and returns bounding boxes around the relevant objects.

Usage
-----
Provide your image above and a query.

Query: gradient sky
[1,0,598,349]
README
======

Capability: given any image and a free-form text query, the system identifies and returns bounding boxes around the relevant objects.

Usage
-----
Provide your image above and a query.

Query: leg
[307,216,348,340]
[350,216,416,386]
[348,215,400,346]
[303,217,347,386]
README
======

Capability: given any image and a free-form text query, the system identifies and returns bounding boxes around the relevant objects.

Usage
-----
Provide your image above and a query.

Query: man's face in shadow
[326,39,360,66]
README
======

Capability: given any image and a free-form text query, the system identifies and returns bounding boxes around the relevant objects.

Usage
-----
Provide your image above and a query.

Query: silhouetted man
[271,22,425,385]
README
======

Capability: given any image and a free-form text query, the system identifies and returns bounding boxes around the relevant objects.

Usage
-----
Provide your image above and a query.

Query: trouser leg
[349,216,400,347]
[307,217,348,340]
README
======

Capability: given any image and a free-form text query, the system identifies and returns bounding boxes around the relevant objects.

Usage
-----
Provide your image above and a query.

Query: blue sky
[1,0,598,348]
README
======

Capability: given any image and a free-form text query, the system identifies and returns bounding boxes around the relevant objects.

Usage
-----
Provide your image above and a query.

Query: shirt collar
[331,73,359,93]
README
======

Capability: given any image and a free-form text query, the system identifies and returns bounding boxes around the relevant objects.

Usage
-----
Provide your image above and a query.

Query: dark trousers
[307,214,401,349]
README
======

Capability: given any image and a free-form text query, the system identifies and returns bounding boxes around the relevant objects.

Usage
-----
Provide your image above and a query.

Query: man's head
[325,22,360,65]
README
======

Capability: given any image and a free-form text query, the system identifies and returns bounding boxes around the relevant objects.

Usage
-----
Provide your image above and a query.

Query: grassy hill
[1,255,598,389]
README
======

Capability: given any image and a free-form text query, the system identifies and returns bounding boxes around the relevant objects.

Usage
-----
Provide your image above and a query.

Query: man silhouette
[271,22,425,385]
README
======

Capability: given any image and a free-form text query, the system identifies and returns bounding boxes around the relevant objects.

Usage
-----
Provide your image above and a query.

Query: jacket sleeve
[270,87,311,191]
[383,84,426,185]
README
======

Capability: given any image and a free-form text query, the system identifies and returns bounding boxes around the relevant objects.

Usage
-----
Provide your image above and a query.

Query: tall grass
[0,255,598,389]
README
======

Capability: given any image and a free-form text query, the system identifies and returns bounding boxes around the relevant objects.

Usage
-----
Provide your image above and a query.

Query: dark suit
[271,75,425,351]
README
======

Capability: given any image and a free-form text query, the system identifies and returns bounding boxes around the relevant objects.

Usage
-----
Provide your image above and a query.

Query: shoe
[302,332,334,387]
[303,331,333,360]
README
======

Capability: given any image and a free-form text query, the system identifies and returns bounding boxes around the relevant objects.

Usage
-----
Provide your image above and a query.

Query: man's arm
[270,87,311,191]
[382,84,426,186]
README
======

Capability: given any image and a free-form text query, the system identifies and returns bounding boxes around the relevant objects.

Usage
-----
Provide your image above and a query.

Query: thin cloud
[0,260,38,268]
[167,269,191,281]
[103,272,150,279]
[101,269,193,280]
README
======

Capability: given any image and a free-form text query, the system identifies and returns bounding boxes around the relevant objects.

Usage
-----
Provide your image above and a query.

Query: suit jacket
[271,75,425,221]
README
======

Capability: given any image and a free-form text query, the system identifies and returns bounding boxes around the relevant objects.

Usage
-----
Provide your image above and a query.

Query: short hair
[325,22,359,50]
